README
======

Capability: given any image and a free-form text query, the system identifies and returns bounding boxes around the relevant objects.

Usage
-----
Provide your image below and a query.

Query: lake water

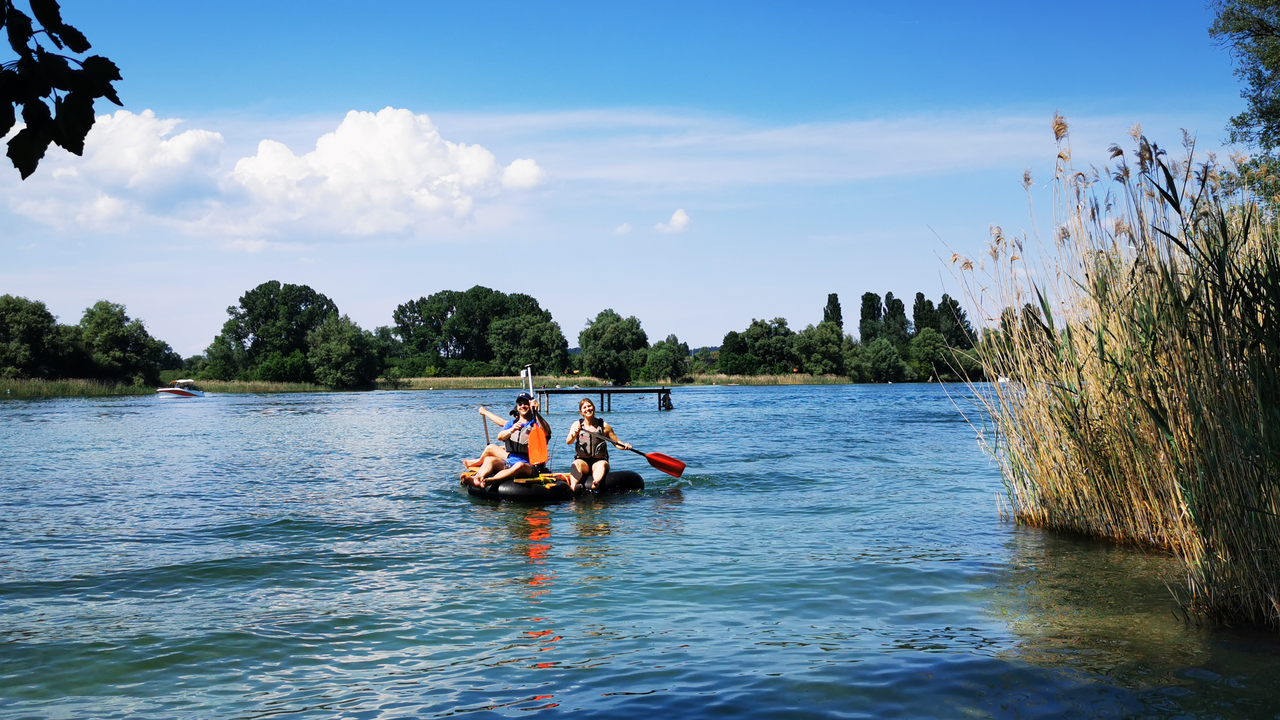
[3,384,1280,718]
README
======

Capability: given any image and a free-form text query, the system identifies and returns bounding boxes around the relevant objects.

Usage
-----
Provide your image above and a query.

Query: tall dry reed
[961,116,1280,628]
[0,378,154,398]
[194,380,328,393]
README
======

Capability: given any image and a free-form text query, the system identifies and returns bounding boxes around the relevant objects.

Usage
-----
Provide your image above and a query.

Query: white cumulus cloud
[67,110,225,193]
[3,106,545,240]
[232,107,544,234]
[614,222,632,234]
[655,208,690,233]
[4,109,225,229]
[502,158,547,189]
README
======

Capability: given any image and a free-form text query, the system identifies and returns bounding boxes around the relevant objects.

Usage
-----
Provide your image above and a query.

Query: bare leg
[590,460,609,492]
[569,459,589,492]
[471,456,505,486]
[464,444,506,468]
[487,461,534,484]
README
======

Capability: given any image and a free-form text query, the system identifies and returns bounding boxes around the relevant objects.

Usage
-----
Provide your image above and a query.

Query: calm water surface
[2,384,1279,718]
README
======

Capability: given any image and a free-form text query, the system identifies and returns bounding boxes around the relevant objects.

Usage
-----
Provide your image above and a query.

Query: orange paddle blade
[646,452,685,478]
[528,424,548,465]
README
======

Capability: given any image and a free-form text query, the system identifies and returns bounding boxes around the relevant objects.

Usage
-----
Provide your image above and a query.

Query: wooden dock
[535,386,673,412]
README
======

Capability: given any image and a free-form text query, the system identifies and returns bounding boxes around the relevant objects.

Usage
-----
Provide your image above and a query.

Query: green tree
[488,313,570,375]
[308,313,379,389]
[393,286,561,372]
[908,327,947,380]
[579,309,648,384]
[438,286,512,361]
[0,294,59,378]
[793,321,845,375]
[912,292,939,337]
[883,292,910,347]
[640,334,690,382]
[689,346,716,375]
[78,300,177,385]
[822,293,843,330]
[937,293,976,350]
[392,291,450,357]
[1,0,123,178]
[716,330,758,374]
[865,337,909,383]
[1212,1,1280,156]
[206,281,337,381]
[739,318,798,374]
[859,292,883,344]
[843,341,871,382]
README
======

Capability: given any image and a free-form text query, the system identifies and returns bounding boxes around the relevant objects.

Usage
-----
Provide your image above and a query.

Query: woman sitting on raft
[468,392,551,487]
[463,406,512,469]
[565,398,631,492]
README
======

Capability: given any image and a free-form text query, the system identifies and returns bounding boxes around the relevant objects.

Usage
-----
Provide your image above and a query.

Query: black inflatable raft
[463,470,644,502]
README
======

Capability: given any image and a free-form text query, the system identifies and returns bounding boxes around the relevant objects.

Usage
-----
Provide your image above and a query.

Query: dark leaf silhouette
[2,0,119,178]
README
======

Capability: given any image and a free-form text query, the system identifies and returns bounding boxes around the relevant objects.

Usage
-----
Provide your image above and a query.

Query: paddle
[579,427,686,478]
[527,422,549,465]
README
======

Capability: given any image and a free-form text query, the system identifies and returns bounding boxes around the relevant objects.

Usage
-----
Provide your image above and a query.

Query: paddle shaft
[577,426,686,477]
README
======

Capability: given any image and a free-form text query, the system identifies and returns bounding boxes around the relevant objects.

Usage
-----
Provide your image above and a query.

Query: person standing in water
[565,398,631,492]
[469,393,551,487]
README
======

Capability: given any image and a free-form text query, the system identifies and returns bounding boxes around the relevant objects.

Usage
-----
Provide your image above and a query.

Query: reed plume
[963,116,1280,628]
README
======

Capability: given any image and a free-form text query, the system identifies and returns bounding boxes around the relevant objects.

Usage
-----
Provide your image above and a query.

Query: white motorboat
[157,379,205,398]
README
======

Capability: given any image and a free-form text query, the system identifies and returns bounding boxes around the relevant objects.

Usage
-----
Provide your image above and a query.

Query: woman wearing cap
[468,392,551,487]
[564,398,631,492]
[462,406,512,470]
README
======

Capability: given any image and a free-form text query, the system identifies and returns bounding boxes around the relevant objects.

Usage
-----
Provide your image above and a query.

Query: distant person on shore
[468,393,551,487]
[565,398,630,492]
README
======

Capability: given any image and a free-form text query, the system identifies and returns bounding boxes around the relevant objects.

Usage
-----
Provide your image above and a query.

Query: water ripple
[3,386,1280,718]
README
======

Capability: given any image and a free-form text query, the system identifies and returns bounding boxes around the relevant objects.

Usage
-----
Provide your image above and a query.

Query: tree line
[0,295,180,385]
[712,292,980,383]
[2,282,985,389]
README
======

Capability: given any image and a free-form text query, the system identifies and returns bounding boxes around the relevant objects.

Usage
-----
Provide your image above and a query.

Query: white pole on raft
[521,364,534,397]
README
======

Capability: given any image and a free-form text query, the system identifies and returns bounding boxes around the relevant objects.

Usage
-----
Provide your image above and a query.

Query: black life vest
[505,421,534,458]
[575,419,609,460]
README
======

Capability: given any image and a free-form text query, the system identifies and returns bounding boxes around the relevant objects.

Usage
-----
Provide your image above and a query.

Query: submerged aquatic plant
[963,115,1280,629]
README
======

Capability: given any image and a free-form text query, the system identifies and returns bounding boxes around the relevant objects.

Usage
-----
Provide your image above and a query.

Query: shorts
[575,456,608,468]
[505,454,530,469]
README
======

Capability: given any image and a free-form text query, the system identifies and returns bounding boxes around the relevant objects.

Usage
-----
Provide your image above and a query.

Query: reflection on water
[994,528,1203,671]
[988,527,1280,715]
[6,385,1280,718]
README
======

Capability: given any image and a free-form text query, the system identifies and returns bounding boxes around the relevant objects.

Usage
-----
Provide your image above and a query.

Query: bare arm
[565,420,581,444]
[602,422,632,451]
[479,407,507,426]
[497,422,519,441]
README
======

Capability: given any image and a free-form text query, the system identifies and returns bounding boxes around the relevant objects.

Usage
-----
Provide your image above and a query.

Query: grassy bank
[963,121,1280,628]
[2,372,922,398]
[381,373,859,389]
[680,373,852,386]
[376,375,609,391]
[1,378,155,398]
[194,380,328,393]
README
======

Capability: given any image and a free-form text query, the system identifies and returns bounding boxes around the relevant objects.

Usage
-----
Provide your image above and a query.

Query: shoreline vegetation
[5,284,985,396]
[4,372,896,398]
[963,118,1280,630]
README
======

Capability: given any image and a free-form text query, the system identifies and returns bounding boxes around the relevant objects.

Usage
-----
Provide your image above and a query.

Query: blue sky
[2,1,1243,355]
